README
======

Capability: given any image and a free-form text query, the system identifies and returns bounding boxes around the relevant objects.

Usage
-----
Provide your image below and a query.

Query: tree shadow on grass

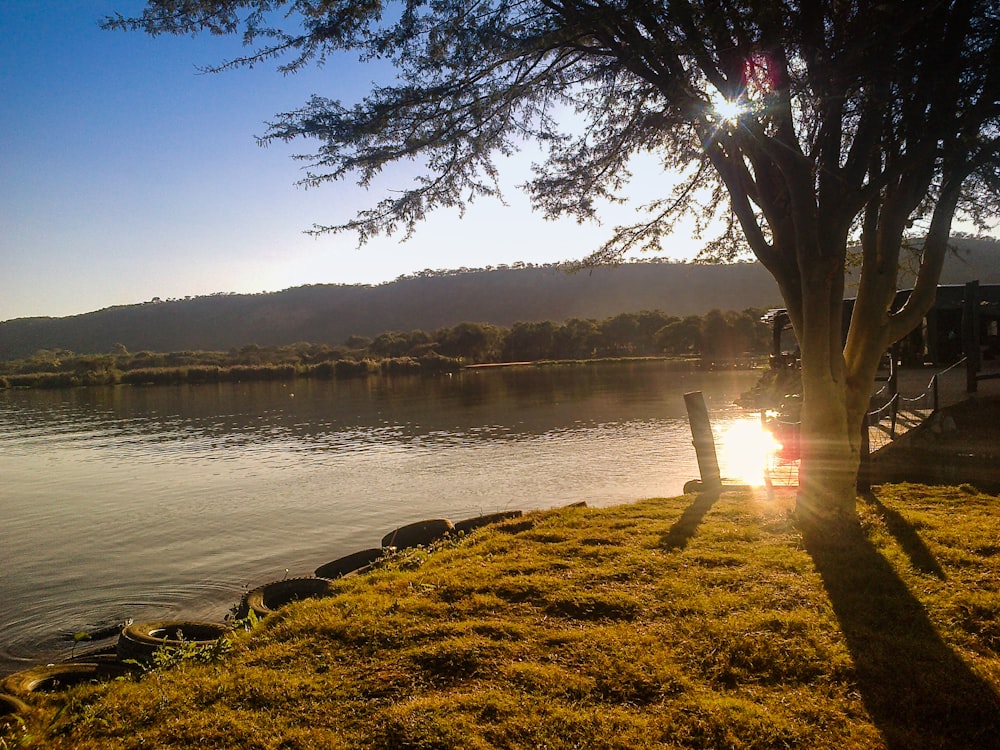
[802,518,1000,750]
[659,490,720,550]
[861,491,946,579]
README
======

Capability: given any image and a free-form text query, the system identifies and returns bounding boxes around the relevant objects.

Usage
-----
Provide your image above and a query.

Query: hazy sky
[1,1,713,322]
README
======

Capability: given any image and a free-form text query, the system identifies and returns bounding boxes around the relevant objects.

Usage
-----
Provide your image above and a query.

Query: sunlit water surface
[0,364,770,675]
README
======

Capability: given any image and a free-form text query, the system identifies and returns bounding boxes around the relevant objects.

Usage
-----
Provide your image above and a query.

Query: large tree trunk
[796,364,862,520]
[792,262,864,520]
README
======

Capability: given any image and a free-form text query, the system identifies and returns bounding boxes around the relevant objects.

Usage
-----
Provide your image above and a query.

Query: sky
[0,1,711,323]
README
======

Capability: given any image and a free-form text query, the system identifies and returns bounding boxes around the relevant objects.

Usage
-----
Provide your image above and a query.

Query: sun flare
[715,417,782,486]
[708,89,748,124]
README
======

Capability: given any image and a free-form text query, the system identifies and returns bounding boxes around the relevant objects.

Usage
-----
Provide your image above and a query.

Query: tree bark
[792,255,861,520]
[796,367,862,520]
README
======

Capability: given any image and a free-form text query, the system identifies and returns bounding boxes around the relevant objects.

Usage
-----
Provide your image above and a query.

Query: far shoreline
[1,355,769,391]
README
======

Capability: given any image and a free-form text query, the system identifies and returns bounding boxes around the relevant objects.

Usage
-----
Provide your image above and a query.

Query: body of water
[0,362,769,675]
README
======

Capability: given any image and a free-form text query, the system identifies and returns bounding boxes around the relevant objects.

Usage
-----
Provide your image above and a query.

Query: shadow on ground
[659,490,721,550]
[802,515,1000,750]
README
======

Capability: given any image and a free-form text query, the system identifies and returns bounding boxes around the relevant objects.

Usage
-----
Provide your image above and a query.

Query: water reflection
[1,363,755,455]
[0,363,764,675]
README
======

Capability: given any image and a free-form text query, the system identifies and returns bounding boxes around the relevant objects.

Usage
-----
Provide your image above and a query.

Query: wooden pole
[964,280,980,393]
[684,391,722,491]
[857,410,871,494]
[889,347,899,438]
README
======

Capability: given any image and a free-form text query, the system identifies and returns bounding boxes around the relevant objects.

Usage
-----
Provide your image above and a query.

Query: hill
[0,261,783,360]
[1,237,997,360]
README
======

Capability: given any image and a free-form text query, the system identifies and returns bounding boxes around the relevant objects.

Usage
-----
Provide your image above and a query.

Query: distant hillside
[2,237,997,360]
[0,262,779,359]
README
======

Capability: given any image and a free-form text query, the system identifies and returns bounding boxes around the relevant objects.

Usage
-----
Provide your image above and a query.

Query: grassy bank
[0,354,465,390]
[3,484,998,749]
[0,355,766,391]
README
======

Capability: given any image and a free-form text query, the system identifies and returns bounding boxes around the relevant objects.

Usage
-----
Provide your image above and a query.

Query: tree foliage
[0,307,770,388]
[106,2,1000,259]
[106,1,1000,516]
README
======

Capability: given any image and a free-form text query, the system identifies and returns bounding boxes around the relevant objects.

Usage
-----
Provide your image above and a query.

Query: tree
[634,310,678,354]
[108,2,1000,519]
[553,317,601,358]
[370,330,425,357]
[655,315,702,355]
[700,309,735,360]
[599,312,641,355]
[503,321,557,361]
[436,322,504,360]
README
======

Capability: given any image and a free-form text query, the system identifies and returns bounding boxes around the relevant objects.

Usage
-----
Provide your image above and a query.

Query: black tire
[65,644,117,662]
[66,649,138,679]
[453,510,523,534]
[380,518,454,550]
[1,663,102,697]
[237,577,337,620]
[314,548,387,579]
[116,620,231,665]
[0,692,30,717]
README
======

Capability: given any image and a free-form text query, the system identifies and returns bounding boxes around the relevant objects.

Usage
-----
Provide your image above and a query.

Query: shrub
[12,372,80,388]
[381,357,422,375]
[225,364,299,382]
[308,360,338,379]
[334,359,379,379]
[186,366,222,383]
[120,367,188,385]
[419,353,464,373]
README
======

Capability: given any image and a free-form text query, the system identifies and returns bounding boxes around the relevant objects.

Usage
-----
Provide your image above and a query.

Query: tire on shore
[453,510,523,534]
[116,621,231,665]
[0,691,30,718]
[381,518,454,550]
[237,577,338,620]
[314,548,388,579]
[1,663,104,698]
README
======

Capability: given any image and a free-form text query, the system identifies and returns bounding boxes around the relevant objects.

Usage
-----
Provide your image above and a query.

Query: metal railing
[865,356,967,450]
[857,357,968,490]
[764,358,969,489]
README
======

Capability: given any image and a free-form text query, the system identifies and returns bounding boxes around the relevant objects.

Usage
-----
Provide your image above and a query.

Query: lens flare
[708,89,748,124]
[715,417,781,486]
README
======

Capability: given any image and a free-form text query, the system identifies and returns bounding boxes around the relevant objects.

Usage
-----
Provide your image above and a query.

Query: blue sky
[0,1,708,322]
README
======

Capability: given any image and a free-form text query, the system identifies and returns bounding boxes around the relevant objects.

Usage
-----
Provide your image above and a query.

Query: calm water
[0,363,766,675]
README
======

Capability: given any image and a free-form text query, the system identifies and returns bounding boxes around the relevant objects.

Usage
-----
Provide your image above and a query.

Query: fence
[855,357,969,491]
[864,357,967,452]
[765,358,968,489]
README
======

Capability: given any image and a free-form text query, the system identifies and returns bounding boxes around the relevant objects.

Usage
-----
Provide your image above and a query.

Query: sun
[707,88,748,124]
[715,417,781,486]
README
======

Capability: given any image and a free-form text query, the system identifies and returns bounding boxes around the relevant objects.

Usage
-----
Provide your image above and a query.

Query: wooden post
[888,347,899,438]
[857,410,871,494]
[771,313,784,358]
[684,391,722,491]
[964,280,980,393]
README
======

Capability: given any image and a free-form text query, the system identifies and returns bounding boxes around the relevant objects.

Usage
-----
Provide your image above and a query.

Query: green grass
[3,484,999,749]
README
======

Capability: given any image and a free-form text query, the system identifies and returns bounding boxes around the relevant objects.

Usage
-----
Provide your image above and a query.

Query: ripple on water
[0,578,241,676]
[0,369,767,677]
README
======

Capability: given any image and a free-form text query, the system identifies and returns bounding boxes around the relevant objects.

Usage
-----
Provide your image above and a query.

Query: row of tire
[0,510,526,719]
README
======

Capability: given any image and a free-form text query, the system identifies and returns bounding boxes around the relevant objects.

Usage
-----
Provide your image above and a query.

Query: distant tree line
[0,308,769,389]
